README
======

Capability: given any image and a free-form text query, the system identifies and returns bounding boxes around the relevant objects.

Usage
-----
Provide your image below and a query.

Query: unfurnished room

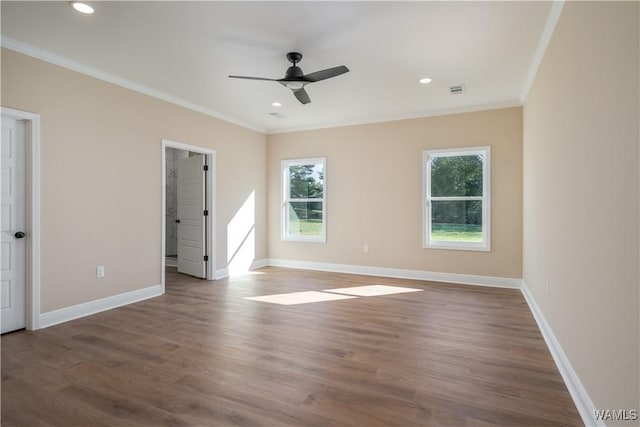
[0,1,638,426]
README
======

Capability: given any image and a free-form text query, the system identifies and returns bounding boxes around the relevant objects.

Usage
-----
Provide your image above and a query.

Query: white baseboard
[521,281,602,427]
[265,258,521,289]
[216,259,268,280]
[215,268,229,279]
[165,257,178,268]
[39,284,163,329]
[250,259,268,270]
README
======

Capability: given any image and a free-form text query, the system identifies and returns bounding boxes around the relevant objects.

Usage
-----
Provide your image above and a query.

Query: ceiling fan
[229,52,349,105]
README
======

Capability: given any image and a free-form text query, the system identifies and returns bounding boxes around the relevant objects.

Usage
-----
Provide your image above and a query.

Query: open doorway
[161,140,216,293]
[165,146,189,267]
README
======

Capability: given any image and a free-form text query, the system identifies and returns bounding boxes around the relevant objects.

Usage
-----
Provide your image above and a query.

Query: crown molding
[1,37,266,134]
[267,100,522,135]
[519,1,565,104]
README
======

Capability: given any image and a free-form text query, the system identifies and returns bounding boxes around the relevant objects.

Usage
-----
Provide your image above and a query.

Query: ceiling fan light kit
[229,52,349,105]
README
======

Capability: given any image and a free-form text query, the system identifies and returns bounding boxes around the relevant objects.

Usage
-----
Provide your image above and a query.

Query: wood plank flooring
[1,267,583,426]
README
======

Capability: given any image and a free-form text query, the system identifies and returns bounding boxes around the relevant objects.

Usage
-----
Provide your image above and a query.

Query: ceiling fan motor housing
[285,66,305,80]
[285,52,305,80]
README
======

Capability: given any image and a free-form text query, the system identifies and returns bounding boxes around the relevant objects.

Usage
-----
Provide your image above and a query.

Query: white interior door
[1,117,26,334]
[177,154,207,278]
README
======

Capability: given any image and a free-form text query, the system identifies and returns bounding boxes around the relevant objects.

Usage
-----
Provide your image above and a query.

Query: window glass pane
[431,155,483,197]
[288,201,323,236]
[431,200,482,242]
[289,164,324,199]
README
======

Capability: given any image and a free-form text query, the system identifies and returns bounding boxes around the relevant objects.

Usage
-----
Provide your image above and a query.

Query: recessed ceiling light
[420,77,433,85]
[70,1,94,14]
[272,101,282,107]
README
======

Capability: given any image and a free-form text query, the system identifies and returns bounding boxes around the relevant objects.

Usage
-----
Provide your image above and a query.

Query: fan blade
[303,65,349,82]
[293,88,311,105]
[228,75,278,81]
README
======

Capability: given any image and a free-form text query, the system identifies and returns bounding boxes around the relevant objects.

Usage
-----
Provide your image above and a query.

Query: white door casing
[177,154,207,278]
[1,117,26,333]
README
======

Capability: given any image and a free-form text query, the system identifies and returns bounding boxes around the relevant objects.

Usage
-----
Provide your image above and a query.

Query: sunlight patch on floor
[322,285,423,297]
[245,285,423,305]
[245,291,356,305]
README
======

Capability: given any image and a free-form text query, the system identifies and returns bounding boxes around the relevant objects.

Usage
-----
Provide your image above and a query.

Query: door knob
[14,231,25,239]
[175,219,181,224]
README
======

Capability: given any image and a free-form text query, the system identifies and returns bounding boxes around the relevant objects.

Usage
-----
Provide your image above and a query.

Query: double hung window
[281,158,326,242]
[423,147,490,251]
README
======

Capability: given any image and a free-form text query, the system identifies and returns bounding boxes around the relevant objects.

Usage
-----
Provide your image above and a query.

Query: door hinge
[203,165,209,171]
[203,210,209,216]
[204,255,209,262]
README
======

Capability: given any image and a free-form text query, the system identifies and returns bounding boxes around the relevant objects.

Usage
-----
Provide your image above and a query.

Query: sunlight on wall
[227,191,256,274]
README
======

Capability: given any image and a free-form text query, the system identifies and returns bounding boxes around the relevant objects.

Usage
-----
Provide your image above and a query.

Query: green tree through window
[289,165,324,199]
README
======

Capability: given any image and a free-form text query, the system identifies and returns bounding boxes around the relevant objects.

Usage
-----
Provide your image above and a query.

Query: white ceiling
[1,1,554,133]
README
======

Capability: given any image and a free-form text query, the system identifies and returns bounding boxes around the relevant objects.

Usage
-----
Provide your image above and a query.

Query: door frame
[161,139,216,292]
[2,107,41,330]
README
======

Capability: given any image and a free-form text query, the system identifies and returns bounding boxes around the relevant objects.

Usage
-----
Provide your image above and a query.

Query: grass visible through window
[431,223,482,242]
[290,219,323,236]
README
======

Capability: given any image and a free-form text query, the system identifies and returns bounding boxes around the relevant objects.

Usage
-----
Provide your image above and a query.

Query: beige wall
[1,48,268,313]
[268,107,523,278]
[523,1,639,418]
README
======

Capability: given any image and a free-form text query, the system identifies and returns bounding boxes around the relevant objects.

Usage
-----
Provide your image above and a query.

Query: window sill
[282,236,326,243]
[424,241,490,252]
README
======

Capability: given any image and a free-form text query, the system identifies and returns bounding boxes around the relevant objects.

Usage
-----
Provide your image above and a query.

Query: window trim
[423,146,491,251]
[281,157,327,243]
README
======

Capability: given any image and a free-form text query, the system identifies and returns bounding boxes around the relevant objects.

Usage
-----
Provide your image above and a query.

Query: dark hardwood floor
[1,267,582,426]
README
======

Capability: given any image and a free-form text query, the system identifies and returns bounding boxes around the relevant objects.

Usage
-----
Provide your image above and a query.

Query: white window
[423,147,490,251]
[281,157,326,242]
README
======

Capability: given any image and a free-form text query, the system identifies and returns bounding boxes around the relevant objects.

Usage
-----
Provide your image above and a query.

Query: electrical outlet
[363,244,369,253]
[96,266,105,278]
